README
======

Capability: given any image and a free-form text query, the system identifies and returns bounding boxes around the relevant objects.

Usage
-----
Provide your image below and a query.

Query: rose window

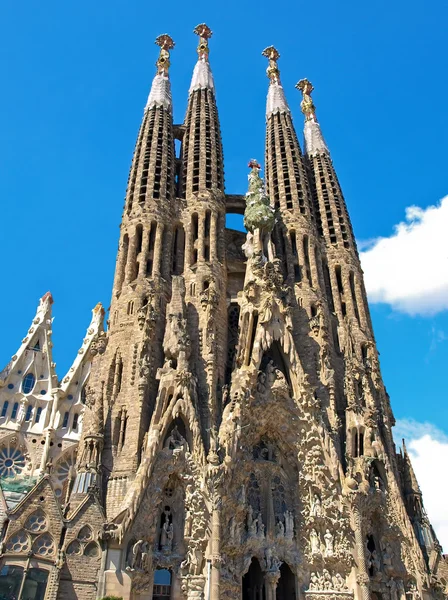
[52,453,75,496]
[25,509,47,533]
[6,530,30,553]
[0,445,25,478]
[32,533,55,556]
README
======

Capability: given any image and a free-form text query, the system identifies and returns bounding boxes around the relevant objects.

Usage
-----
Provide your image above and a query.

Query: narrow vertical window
[62,412,69,428]
[1,401,8,417]
[322,260,334,312]
[303,235,312,286]
[349,272,360,323]
[72,413,79,431]
[25,405,33,422]
[35,407,43,424]
[11,402,19,419]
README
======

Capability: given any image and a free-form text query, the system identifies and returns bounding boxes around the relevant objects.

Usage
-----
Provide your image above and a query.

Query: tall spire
[189,23,215,93]
[181,23,224,195]
[263,48,313,219]
[123,33,176,217]
[296,78,329,156]
[145,34,175,112]
[262,46,290,116]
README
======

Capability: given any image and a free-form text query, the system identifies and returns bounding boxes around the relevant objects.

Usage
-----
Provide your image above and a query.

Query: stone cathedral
[0,23,446,600]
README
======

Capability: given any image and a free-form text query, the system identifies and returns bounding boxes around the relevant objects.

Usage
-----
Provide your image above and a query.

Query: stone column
[210,212,218,261]
[199,214,205,262]
[352,502,371,600]
[264,570,280,600]
[139,225,150,277]
[125,227,139,283]
[210,505,221,600]
[153,223,165,276]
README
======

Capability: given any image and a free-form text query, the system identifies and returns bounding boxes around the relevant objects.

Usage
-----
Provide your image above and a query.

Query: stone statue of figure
[257,513,265,538]
[130,539,144,570]
[140,541,150,571]
[310,528,320,554]
[184,509,192,538]
[160,508,172,549]
[164,425,187,451]
[370,549,381,574]
[309,572,320,590]
[284,510,294,540]
[332,573,345,591]
[382,541,394,574]
[249,512,258,537]
[406,582,421,600]
[161,521,174,551]
[311,493,322,517]
[276,519,285,537]
[322,569,332,590]
[266,360,276,385]
[388,578,399,600]
[324,528,334,556]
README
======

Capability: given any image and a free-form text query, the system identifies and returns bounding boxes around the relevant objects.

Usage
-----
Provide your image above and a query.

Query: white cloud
[360,196,448,315]
[394,419,448,551]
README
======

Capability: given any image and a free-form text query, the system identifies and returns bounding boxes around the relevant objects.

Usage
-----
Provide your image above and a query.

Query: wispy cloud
[394,419,448,551]
[360,196,448,316]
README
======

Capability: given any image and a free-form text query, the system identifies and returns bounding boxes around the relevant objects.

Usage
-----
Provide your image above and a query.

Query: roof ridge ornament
[155,34,175,75]
[296,78,317,122]
[194,23,212,61]
[262,46,281,85]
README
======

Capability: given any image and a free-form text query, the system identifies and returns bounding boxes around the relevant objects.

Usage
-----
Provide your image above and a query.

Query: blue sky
[1,0,447,542]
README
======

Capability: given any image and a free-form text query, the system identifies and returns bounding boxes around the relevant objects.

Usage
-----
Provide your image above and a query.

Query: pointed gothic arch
[242,558,265,600]
[276,562,297,599]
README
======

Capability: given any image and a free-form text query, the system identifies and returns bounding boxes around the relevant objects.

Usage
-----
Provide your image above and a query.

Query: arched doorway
[242,558,265,600]
[276,563,296,599]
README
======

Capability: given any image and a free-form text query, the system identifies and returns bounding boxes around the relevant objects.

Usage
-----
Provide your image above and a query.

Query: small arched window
[1,401,9,418]
[11,402,19,419]
[22,373,36,394]
[72,413,79,431]
[35,407,43,424]
[25,405,33,422]
[62,412,69,428]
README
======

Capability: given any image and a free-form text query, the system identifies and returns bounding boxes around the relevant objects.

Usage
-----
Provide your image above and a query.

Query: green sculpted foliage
[243,160,275,234]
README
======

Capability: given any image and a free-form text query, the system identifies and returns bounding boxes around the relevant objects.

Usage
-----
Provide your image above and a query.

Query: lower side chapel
[0,24,446,600]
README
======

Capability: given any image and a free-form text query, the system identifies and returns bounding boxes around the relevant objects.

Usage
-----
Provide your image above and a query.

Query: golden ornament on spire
[194,23,212,60]
[296,78,317,121]
[262,46,281,84]
[155,34,175,75]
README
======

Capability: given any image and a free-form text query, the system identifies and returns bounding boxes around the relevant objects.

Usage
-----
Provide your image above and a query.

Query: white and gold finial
[145,33,174,111]
[194,23,213,61]
[263,46,289,116]
[296,78,317,122]
[262,46,281,85]
[155,34,175,75]
[189,23,215,93]
[296,79,329,156]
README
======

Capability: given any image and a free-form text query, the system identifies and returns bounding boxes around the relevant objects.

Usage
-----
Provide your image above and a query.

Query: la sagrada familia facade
[0,23,446,600]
